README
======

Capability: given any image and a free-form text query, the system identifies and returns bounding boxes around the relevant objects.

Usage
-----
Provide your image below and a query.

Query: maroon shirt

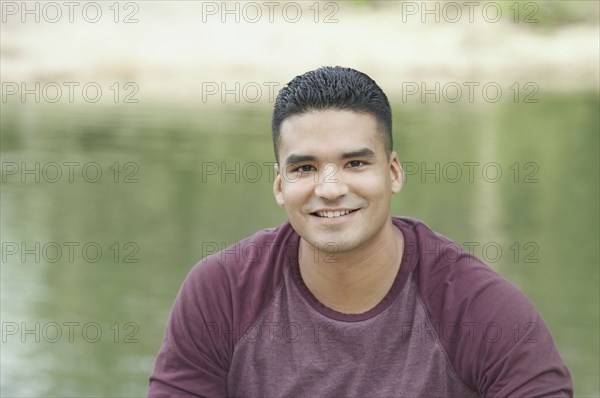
[149,217,573,397]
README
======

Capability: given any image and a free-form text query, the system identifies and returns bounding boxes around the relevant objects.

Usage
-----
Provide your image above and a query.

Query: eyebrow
[340,148,375,159]
[284,147,375,167]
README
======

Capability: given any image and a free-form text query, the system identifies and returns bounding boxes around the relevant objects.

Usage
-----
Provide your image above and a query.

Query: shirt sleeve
[414,225,573,398]
[417,235,573,397]
[471,280,573,397]
[148,258,232,398]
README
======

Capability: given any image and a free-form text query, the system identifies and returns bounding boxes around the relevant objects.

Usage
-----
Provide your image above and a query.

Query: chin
[306,234,360,254]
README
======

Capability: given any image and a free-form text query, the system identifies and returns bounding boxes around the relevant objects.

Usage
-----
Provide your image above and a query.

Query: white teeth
[316,210,354,218]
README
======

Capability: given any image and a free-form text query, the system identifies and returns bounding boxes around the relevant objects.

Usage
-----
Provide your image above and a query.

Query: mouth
[311,209,360,218]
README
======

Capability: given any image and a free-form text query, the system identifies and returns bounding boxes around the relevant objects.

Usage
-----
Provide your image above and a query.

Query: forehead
[278,109,384,160]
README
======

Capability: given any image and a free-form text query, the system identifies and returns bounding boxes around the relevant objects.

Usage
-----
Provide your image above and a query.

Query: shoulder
[149,223,298,396]
[187,221,296,285]
[181,220,298,332]
[392,216,572,396]
[392,216,517,308]
[393,216,542,332]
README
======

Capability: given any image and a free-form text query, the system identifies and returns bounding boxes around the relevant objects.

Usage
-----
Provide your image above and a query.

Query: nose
[314,163,348,200]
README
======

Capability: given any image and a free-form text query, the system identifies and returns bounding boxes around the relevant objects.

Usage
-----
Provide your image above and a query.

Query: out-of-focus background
[1,1,598,396]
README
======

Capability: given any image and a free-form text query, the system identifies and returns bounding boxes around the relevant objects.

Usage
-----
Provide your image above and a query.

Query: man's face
[273,109,403,254]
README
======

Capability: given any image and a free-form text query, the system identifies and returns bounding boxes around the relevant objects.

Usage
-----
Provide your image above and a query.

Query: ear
[273,163,286,207]
[389,151,404,194]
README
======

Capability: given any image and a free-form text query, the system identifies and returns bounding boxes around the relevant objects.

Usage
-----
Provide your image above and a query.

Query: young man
[149,67,573,397]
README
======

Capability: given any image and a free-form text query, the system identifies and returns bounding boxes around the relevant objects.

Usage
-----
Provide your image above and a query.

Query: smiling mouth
[312,209,359,218]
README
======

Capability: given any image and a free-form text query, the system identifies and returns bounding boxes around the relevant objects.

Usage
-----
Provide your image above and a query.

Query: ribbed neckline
[288,217,418,322]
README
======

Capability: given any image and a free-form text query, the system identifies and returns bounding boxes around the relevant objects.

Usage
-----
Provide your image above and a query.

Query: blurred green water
[1,92,598,396]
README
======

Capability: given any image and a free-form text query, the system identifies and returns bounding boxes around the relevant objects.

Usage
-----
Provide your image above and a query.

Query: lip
[309,208,360,224]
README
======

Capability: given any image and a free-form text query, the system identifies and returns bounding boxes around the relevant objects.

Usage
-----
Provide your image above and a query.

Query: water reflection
[1,94,598,395]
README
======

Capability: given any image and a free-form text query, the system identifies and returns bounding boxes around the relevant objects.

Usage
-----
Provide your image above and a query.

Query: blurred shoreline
[1,1,598,104]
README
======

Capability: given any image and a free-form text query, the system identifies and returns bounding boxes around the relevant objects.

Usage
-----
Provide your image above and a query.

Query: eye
[295,165,316,173]
[346,160,365,168]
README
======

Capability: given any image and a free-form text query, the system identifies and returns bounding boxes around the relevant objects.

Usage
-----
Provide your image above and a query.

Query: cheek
[281,180,312,204]
[354,172,389,194]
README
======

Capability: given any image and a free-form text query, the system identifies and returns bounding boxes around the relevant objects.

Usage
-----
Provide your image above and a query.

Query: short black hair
[272,66,393,162]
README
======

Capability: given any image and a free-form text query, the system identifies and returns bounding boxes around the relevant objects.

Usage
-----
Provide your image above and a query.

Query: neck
[298,220,404,314]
